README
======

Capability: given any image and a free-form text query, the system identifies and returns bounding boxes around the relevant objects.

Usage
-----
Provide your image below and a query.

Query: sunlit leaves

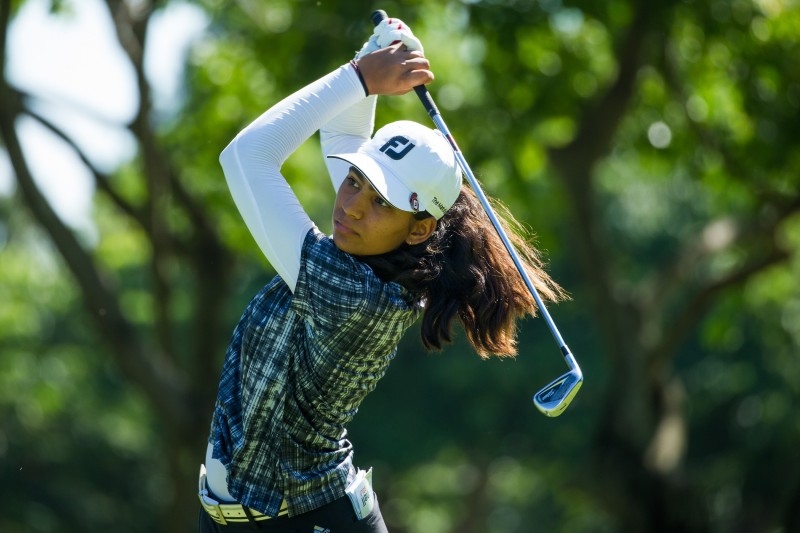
[380,449,611,533]
[0,235,71,339]
[3,0,800,531]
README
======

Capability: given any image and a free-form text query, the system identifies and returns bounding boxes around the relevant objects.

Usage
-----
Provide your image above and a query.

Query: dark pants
[199,493,388,533]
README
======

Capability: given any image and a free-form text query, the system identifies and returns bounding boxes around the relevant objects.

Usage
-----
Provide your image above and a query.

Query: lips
[334,217,357,236]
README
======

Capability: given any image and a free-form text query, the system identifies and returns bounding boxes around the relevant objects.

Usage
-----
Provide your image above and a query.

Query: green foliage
[0,212,159,531]
[2,0,800,531]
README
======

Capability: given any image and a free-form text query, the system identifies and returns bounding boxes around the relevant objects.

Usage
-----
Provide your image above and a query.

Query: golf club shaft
[370,10,577,371]
[416,87,574,361]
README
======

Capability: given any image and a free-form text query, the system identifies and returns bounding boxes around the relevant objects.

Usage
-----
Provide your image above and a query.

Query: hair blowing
[358,186,567,358]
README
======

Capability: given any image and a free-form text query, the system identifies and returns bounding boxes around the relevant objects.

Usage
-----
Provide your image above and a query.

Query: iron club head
[533,369,583,417]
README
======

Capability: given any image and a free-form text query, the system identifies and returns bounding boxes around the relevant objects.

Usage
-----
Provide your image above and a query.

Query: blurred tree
[1,0,799,532]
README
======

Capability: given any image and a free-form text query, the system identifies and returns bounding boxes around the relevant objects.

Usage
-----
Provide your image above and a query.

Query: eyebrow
[348,167,376,192]
[349,166,367,182]
[348,167,397,210]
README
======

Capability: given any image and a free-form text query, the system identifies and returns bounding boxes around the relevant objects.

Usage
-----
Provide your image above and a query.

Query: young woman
[199,19,565,532]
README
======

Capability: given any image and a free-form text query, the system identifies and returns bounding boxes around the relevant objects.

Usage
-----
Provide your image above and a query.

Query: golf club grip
[370,11,439,117]
[371,9,387,26]
[414,85,440,119]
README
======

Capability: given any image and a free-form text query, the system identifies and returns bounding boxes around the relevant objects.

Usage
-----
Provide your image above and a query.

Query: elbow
[219,130,273,174]
[219,139,239,175]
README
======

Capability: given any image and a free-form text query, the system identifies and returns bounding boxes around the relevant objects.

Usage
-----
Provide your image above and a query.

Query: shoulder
[296,229,421,316]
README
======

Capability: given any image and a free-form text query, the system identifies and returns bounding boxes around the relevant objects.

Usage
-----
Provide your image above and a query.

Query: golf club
[371,10,583,416]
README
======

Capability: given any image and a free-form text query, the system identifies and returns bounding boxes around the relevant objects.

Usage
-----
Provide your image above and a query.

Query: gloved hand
[354,18,424,59]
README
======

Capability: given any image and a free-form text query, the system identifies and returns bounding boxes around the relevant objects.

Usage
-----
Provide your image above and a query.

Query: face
[332,168,435,256]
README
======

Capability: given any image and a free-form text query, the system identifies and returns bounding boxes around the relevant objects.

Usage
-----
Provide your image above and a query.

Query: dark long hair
[359,186,566,358]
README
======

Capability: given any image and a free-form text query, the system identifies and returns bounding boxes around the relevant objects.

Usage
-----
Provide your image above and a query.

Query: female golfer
[199,19,564,532]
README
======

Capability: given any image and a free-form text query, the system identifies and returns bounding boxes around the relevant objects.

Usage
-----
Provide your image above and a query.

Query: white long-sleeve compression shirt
[219,63,376,292]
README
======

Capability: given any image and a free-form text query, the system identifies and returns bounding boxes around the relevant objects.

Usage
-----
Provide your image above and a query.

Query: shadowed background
[1,0,799,531]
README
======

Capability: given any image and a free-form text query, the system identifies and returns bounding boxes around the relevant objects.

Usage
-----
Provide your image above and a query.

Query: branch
[106,0,221,244]
[104,0,228,365]
[0,0,186,425]
[17,92,147,226]
[104,0,178,359]
[0,87,191,425]
[0,0,9,75]
[646,193,800,317]
[638,38,800,372]
[648,235,791,378]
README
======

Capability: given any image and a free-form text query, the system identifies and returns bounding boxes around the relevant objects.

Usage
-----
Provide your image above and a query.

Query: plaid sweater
[208,228,421,517]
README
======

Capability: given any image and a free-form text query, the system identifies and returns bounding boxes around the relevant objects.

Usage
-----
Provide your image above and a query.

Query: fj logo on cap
[379,136,415,160]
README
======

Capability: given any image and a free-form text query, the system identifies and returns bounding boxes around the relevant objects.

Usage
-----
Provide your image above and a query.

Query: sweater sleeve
[219,63,366,292]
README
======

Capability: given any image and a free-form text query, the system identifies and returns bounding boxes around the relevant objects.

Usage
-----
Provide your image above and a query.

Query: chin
[332,234,355,254]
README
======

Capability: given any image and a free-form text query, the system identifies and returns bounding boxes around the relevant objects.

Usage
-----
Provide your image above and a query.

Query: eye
[375,196,391,208]
[346,175,361,189]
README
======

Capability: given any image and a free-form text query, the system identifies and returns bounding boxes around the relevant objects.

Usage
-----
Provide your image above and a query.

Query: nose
[342,189,366,219]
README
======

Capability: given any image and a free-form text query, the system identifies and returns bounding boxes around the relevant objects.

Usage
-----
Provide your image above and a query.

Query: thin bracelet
[349,60,370,96]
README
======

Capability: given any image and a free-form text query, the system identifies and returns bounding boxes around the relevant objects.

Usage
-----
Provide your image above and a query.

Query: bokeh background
[1,0,799,532]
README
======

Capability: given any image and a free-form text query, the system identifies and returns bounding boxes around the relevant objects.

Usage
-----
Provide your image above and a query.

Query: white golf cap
[327,120,462,220]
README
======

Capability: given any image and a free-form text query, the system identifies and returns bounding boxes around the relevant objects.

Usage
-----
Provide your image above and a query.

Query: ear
[405,217,436,246]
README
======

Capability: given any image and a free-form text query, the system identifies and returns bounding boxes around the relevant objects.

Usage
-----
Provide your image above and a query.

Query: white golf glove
[354,17,424,59]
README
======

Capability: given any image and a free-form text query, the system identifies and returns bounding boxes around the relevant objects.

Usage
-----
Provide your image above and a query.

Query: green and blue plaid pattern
[209,229,421,517]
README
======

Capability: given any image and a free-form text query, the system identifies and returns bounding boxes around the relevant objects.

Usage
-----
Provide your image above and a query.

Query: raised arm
[219,64,366,291]
[220,44,433,291]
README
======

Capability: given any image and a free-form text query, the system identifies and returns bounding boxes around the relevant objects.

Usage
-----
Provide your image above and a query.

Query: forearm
[222,63,366,172]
